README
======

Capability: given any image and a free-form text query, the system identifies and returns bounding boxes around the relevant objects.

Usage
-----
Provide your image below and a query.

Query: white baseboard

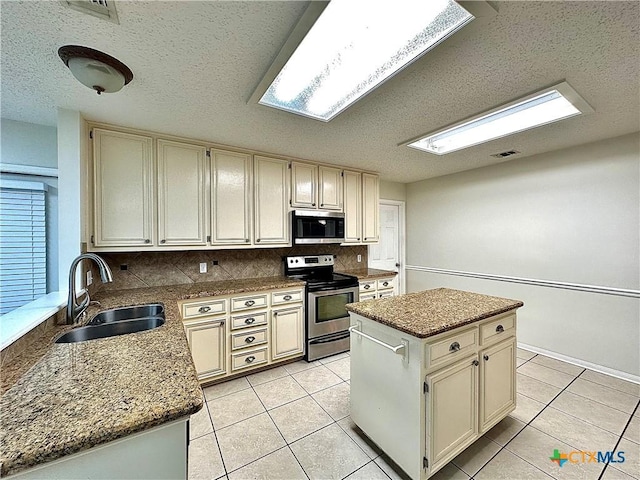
[518,342,640,385]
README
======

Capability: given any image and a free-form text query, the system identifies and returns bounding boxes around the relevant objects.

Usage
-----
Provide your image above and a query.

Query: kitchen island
[346,288,523,480]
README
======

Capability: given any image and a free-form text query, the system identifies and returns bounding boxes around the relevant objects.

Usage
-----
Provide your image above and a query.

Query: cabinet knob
[312,203,316,206]
[245,336,255,344]
[144,239,151,244]
[245,238,249,242]
[363,284,371,290]
[382,282,389,287]
[483,354,489,361]
[198,306,211,313]
[245,356,256,364]
[496,325,504,333]
[320,203,324,207]
[357,238,361,241]
[245,317,255,324]
[256,239,261,243]
[245,300,255,307]
[472,359,479,366]
[449,341,461,352]
[283,295,292,301]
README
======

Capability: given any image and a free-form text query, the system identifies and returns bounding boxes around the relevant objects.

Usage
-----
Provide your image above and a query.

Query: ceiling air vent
[64,0,119,24]
[491,150,520,158]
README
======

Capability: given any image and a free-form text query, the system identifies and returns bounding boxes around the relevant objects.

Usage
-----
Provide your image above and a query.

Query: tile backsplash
[90,245,368,293]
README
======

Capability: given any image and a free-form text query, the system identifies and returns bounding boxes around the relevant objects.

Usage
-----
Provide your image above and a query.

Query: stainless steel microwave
[292,210,345,244]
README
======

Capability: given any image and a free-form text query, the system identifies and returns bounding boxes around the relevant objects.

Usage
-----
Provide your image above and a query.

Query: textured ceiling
[1,1,638,183]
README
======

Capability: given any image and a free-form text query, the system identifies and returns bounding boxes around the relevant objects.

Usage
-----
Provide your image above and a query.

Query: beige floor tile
[283,360,321,375]
[452,436,501,476]
[505,426,605,480]
[324,356,351,381]
[624,414,640,443]
[517,357,528,367]
[216,413,285,472]
[337,416,383,459]
[344,461,390,480]
[208,388,265,430]
[269,396,333,443]
[529,355,584,376]
[204,377,250,401]
[319,352,350,365]
[246,365,289,386]
[613,438,639,479]
[518,362,575,389]
[551,390,631,436]
[517,373,562,404]
[484,415,526,446]
[374,454,412,480]
[567,378,639,414]
[227,447,306,480]
[252,375,307,410]
[511,393,546,424]
[475,449,551,479]
[312,382,350,420]
[531,406,619,452]
[429,462,470,480]
[292,365,342,394]
[290,423,369,479]
[189,433,225,480]
[580,370,640,397]
[601,465,638,480]
[517,348,537,360]
[190,404,214,439]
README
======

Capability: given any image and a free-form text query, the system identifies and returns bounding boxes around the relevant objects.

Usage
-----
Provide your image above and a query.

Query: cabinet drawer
[272,290,303,305]
[231,347,268,371]
[231,294,268,312]
[231,311,268,330]
[182,298,227,319]
[480,314,515,345]
[378,291,394,299]
[231,327,268,350]
[426,328,478,370]
[359,292,377,301]
[359,281,376,293]
[377,278,394,290]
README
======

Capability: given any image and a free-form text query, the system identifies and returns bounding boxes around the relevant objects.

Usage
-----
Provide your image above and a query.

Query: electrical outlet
[199,262,207,274]
[357,254,362,263]
[212,260,219,266]
[86,270,93,286]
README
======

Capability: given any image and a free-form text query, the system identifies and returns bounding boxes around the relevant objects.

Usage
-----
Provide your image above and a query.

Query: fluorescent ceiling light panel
[406,81,594,155]
[258,0,474,122]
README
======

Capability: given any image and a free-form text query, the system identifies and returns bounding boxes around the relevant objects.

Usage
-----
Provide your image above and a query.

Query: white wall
[406,133,640,377]
[0,119,57,168]
[380,180,406,202]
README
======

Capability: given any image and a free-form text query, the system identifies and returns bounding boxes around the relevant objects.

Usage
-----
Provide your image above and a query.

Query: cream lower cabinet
[179,286,304,383]
[350,311,517,479]
[358,276,396,300]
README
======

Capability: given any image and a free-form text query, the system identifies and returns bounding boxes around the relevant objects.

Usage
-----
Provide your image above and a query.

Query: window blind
[0,180,47,315]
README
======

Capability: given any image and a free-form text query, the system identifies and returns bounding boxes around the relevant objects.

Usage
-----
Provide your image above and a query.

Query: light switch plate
[199,262,207,273]
[86,270,93,286]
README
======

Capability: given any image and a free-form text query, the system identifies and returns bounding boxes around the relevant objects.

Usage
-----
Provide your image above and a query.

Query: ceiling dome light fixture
[58,45,133,95]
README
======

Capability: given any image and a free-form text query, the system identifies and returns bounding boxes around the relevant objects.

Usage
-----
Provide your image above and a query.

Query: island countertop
[346,287,523,338]
[0,276,305,477]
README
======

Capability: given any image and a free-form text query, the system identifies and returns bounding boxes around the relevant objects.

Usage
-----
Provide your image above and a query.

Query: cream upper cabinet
[92,129,154,247]
[211,149,252,245]
[157,140,207,246]
[362,173,380,243]
[271,305,304,360]
[254,156,290,245]
[318,166,343,210]
[291,162,317,208]
[342,170,362,243]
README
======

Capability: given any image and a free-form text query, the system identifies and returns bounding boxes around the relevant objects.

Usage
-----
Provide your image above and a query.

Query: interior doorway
[368,200,406,294]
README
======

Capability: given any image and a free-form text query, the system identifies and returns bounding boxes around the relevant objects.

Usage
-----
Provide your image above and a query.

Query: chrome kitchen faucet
[66,253,113,325]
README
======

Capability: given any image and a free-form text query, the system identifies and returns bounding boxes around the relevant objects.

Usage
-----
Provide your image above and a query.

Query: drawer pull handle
[198,306,211,313]
[382,281,389,287]
[245,336,255,344]
[283,294,292,301]
[245,300,255,307]
[496,325,504,333]
[472,359,479,366]
[245,317,255,324]
[449,341,461,352]
[245,356,256,364]
[363,284,371,290]
[483,354,489,361]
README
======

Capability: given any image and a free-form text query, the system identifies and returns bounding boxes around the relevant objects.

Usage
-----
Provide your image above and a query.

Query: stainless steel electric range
[284,255,359,361]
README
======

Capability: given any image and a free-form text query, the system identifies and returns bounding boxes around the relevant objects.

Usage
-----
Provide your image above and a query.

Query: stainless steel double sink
[55,304,165,344]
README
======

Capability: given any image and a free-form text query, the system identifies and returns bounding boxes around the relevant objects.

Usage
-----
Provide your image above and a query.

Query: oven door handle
[308,286,359,297]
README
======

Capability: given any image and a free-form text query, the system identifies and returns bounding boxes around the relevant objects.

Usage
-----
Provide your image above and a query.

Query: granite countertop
[0,276,305,477]
[338,268,397,280]
[346,287,523,338]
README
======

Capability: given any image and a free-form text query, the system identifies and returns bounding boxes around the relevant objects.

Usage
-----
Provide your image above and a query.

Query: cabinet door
[157,140,207,246]
[183,318,226,381]
[271,306,304,360]
[211,149,252,245]
[479,337,516,432]
[427,357,478,470]
[362,173,379,243]
[318,166,343,211]
[342,170,362,244]
[291,162,317,208]
[92,129,154,247]
[254,156,290,245]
